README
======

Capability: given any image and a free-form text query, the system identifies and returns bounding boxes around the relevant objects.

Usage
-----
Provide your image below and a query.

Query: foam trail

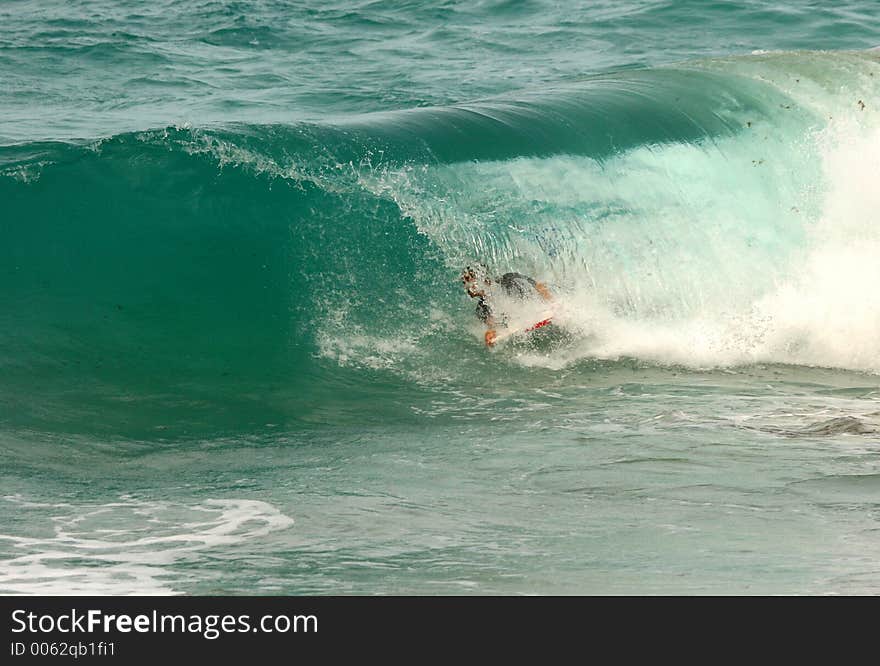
[0,495,294,595]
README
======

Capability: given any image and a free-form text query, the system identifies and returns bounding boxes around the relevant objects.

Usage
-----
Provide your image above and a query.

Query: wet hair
[460,263,490,284]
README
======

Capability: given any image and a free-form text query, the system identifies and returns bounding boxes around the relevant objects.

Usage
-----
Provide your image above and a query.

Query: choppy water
[2,1,880,594]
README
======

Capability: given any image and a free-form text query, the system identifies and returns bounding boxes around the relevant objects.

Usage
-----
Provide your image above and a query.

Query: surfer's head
[461,264,490,298]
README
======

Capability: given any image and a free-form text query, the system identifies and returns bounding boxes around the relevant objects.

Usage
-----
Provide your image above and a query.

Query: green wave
[2,51,878,432]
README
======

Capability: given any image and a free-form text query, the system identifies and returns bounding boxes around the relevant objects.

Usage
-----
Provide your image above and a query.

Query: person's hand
[485,329,497,347]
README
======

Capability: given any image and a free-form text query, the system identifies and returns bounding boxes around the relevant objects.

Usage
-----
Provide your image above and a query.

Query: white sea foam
[533,119,880,372]
[0,495,294,595]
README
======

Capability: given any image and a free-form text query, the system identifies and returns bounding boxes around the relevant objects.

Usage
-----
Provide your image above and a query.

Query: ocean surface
[2,0,880,594]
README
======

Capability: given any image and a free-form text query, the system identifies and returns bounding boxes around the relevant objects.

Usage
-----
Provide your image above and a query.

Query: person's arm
[484,315,497,347]
[534,281,553,301]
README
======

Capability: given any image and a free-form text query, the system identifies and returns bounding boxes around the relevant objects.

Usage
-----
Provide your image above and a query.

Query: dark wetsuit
[475,272,538,323]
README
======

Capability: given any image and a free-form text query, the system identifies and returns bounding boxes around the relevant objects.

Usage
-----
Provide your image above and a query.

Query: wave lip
[336,66,774,163]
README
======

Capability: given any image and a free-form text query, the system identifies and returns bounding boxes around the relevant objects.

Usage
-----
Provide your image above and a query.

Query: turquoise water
[2,1,880,594]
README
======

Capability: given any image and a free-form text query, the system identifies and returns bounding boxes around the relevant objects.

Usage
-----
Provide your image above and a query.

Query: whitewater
[2,1,880,594]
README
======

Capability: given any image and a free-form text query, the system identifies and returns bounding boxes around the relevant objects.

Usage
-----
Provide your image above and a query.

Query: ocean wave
[1,50,879,416]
